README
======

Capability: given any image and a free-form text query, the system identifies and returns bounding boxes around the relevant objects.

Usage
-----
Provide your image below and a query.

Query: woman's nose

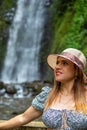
[55,63,61,69]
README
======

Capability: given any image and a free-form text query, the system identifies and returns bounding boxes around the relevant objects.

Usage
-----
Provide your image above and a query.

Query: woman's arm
[0,106,42,129]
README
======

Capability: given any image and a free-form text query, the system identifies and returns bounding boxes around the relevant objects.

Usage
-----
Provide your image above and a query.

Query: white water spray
[1,0,46,83]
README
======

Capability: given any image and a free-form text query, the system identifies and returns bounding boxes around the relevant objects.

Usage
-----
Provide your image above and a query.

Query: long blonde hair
[45,67,87,114]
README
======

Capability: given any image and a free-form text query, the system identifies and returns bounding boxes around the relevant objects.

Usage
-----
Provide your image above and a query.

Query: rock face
[0,97,33,120]
[0,81,52,120]
[0,0,17,72]
[0,81,52,97]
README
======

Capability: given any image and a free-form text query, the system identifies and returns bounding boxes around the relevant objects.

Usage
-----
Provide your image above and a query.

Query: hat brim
[47,54,79,69]
[47,54,87,82]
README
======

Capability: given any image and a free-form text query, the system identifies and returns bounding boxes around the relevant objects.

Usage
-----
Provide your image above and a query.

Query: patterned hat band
[47,48,86,72]
[59,52,84,70]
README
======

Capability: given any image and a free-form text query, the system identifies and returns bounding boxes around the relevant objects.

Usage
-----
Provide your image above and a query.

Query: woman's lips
[55,71,62,76]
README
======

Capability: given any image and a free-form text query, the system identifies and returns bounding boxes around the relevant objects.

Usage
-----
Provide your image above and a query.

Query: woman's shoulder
[32,86,52,111]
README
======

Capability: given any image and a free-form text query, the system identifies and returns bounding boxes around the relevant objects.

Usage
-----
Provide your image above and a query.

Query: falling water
[1,0,46,83]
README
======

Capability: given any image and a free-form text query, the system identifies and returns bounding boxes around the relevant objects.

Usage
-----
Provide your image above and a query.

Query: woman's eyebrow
[57,59,68,62]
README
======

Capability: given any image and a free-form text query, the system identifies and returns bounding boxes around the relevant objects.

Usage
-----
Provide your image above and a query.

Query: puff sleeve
[32,86,51,111]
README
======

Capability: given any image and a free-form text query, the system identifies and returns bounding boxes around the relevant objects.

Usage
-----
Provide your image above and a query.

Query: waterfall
[1,0,46,83]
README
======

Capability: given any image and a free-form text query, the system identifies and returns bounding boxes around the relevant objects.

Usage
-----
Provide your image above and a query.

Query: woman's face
[54,57,76,83]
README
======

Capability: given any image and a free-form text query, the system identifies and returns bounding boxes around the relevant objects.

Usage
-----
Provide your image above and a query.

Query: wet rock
[0,88,5,96]
[4,8,16,23]
[23,87,29,96]
[45,0,52,7]
[5,84,17,94]
[0,81,6,89]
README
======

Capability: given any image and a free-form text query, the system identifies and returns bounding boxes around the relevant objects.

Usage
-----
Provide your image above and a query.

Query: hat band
[60,52,84,70]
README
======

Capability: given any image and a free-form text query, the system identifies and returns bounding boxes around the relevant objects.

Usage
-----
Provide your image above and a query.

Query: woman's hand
[0,106,42,129]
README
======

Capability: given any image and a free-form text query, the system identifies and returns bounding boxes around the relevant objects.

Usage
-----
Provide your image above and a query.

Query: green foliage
[0,0,16,69]
[0,0,16,10]
[50,0,75,53]
[52,0,87,50]
[50,0,87,72]
[64,0,87,49]
[64,0,87,73]
[51,11,73,53]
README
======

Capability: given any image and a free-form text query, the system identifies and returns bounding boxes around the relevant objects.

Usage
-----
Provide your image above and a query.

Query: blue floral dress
[32,86,87,130]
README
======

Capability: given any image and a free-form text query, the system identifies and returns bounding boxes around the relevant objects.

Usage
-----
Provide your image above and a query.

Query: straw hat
[47,48,86,80]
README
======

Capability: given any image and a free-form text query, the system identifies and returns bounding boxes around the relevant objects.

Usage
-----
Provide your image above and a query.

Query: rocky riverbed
[0,97,33,120]
[0,81,52,120]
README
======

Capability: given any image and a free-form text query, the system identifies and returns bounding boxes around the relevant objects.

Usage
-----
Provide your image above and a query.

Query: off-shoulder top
[32,86,87,130]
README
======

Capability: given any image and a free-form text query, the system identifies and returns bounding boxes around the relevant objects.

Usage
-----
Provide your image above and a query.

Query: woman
[0,48,87,130]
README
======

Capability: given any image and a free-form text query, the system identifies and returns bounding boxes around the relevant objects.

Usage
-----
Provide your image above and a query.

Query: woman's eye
[56,60,68,65]
[62,61,68,65]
